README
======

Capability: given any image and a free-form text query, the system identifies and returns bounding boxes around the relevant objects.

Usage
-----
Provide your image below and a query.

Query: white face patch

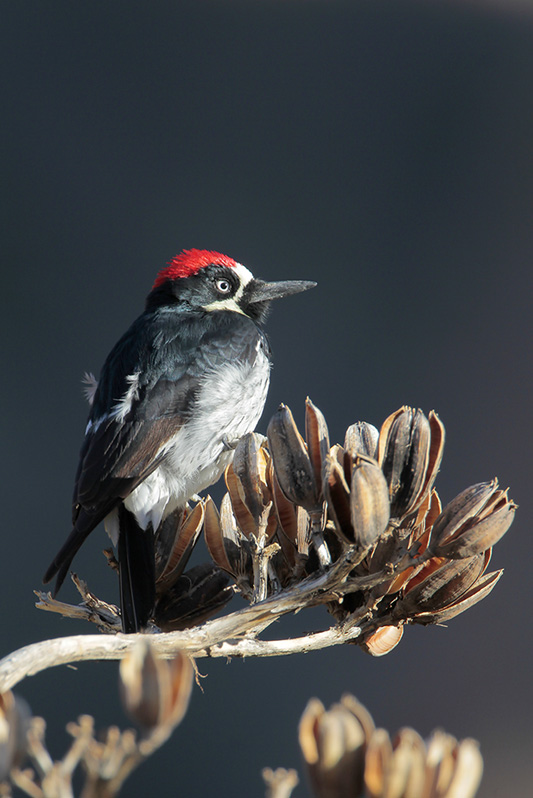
[232,262,254,292]
[202,261,255,315]
[202,296,246,314]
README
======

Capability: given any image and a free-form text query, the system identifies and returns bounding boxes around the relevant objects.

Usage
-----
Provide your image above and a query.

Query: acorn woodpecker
[44,249,315,632]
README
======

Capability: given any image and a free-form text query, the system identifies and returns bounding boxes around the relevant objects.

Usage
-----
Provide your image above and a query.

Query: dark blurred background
[2,1,532,795]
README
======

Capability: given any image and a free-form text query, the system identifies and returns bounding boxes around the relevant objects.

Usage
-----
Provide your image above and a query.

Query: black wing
[44,308,265,591]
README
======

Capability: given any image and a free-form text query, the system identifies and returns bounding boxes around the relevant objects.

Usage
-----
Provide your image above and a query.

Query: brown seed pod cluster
[204,401,514,648]
[299,694,483,798]
[135,400,514,646]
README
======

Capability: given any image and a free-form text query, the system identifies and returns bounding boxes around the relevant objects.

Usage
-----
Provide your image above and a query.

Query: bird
[43,248,316,632]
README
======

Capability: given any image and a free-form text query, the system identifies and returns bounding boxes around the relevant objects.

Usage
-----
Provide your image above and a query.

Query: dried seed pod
[305,398,330,501]
[0,691,31,780]
[423,730,472,797]
[220,492,253,580]
[439,502,515,559]
[155,506,188,574]
[299,698,368,798]
[229,433,276,536]
[329,443,354,488]
[119,639,193,733]
[344,422,379,460]
[421,411,445,500]
[299,695,483,798]
[154,563,233,631]
[444,737,483,798]
[324,454,354,541]
[156,502,205,592]
[364,728,393,798]
[392,551,489,620]
[350,457,391,552]
[428,481,498,549]
[387,727,426,798]
[232,433,270,506]
[339,695,376,742]
[298,698,324,764]
[361,625,404,657]
[413,489,442,544]
[272,466,310,555]
[204,494,251,582]
[268,403,331,566]
[412,567,503,625]
[267,404,318,511]
[225,464,257,537]
[429,480,515,558]
[378,407,431,518]
[204,495,233,575]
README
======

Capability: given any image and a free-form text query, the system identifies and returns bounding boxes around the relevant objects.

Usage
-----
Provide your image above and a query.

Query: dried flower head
[200,401,514,654]
[119,640,193,735]
[428,480,516,559]
[0,691,31,781]
[299,695,483,798]
[299,695,373,798]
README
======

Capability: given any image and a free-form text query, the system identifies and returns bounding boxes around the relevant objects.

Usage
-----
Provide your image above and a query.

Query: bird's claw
[221,435,240,452]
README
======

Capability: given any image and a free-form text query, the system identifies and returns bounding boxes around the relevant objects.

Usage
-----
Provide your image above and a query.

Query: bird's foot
[221,435,240,452]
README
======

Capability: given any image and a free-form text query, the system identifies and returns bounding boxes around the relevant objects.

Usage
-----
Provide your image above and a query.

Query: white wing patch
[112,372,141,422]
[82,372,98,405]
[85,372,141,435]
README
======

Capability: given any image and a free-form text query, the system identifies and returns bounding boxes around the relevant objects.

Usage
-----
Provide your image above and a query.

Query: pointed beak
[247,279,317,304]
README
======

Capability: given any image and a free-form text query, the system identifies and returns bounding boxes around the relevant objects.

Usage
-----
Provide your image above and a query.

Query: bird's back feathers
[44,307,268,597]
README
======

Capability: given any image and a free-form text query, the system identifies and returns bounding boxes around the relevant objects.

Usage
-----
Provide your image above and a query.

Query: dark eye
[215,278,232,294]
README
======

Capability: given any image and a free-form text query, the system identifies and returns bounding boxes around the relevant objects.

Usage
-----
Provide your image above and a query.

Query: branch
[0,623,364,693]
[0,538,445,692]
[1,404,514,697]
[1,554,366,691]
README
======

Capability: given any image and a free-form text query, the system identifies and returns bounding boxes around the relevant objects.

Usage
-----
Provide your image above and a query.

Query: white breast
[122,344,271,531]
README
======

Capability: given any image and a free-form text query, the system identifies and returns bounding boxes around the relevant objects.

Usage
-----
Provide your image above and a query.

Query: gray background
[2,1,532,795]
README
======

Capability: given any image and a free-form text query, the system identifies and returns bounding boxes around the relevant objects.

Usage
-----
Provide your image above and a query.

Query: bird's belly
[124,352,270,530]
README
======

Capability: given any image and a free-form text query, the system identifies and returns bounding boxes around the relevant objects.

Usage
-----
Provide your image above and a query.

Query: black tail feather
[43,507,104,594]
[118,506,156,633]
